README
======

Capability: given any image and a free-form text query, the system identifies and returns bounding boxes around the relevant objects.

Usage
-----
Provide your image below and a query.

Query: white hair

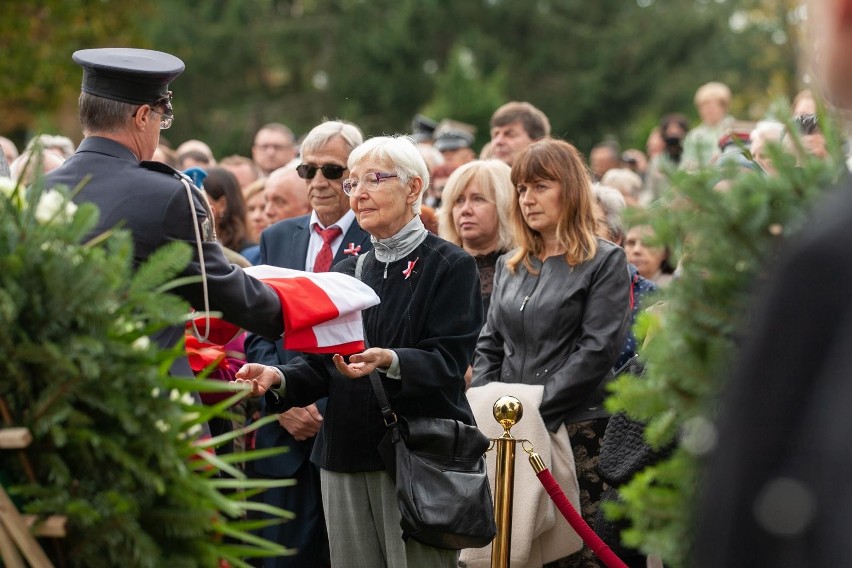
[601,168,643,201]
[348,135,430,214]
[25,134,76,159]
[301,120,363,156]
[750,120,785,148]
[593,183,627,244]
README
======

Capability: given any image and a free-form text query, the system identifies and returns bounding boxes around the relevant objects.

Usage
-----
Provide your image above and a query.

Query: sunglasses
[296,163,347,180]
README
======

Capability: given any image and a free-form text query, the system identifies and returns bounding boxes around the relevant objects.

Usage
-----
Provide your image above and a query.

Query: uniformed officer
[46,48,284,375]
[432,121,476,170]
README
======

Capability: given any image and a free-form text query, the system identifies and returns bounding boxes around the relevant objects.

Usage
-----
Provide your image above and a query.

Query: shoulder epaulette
[139,160,198,186]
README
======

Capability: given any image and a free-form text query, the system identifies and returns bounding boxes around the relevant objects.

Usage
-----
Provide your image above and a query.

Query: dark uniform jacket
[46,136,283,375]
[266,234,483,472]
[472,239,630,431]
[245,213,371,477]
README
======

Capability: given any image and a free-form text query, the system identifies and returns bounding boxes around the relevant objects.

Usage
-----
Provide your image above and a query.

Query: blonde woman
[238,177,267,264]
[472,138,630,566]
[438,159,515,313]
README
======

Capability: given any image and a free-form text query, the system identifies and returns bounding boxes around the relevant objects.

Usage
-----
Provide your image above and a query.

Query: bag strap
[353,251,397,428]
[369,370,397,427]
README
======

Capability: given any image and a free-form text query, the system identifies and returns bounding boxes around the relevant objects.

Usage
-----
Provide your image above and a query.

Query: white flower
[183,423,203,439]
[0,177,16,199]
[131,336,151,351]
[0,177,24,210]
[34,190,77,224]
[155,419,171,433]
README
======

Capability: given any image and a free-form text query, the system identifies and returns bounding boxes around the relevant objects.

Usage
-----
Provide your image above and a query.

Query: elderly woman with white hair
[235,135,484,568]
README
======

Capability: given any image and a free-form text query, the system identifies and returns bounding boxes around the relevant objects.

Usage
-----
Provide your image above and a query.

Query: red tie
[313,225,343,272]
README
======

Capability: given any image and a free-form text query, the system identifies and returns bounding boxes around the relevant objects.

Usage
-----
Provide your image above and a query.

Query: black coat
[245,213,371,477]
[695,178,852,567]
[46,137,283,376]
[266,234,483,472]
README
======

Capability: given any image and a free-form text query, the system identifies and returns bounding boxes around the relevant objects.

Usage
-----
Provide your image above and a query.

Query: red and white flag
[189,265,380,355]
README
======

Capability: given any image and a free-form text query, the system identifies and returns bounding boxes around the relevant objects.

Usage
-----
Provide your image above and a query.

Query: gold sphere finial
[493,395,523,437]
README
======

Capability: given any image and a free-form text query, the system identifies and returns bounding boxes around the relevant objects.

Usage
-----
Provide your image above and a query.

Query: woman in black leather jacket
[472,138,630,567]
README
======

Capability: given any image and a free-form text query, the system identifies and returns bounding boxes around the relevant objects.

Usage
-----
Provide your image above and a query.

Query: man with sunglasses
[46,48,285,378]
[244,120,371,568]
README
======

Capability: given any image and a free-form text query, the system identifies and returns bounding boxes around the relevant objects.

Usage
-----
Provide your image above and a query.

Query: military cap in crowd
[73,48,184,106]
[410,113,439,143]
[432,119,476,152]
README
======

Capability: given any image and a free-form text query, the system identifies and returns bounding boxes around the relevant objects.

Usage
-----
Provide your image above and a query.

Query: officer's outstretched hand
[232,363,281,396]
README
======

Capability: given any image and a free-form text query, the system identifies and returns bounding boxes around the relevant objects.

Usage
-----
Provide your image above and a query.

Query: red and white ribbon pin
[402,258,419,279]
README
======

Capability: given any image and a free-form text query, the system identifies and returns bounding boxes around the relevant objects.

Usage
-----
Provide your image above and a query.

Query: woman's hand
[231,363,281,396]
[333,348,393,379]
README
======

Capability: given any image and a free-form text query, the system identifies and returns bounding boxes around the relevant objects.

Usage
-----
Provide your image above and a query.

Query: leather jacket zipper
[519,264,542,380]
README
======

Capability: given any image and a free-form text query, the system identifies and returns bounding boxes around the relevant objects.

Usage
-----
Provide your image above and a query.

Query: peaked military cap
[433,119,476,152]
[434,129,475,152]
[72,48,185,105]
[410,113,438,143]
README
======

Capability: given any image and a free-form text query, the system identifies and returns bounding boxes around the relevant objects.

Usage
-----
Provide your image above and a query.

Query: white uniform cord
[181,177,211,343]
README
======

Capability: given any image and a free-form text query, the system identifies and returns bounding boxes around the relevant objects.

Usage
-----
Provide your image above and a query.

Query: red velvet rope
[536,469,628,568]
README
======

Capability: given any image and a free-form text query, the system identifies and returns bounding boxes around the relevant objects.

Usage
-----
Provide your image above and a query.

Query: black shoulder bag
[356,252,497,550]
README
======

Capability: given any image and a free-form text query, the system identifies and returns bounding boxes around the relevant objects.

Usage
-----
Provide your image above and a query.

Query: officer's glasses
[131,104,174,130]
[151,108,174,130]
[342,172,399,196]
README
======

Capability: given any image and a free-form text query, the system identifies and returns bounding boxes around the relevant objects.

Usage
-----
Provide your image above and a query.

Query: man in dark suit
[46,48,284,379]
[695,3,852,566]
[245,120,371,568]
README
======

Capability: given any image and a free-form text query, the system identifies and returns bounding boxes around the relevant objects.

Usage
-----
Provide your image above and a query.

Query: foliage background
[2,0,806,157]
[0,174,290,567]
[604,111,848,565]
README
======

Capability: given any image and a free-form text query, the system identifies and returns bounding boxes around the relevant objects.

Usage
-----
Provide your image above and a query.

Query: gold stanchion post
[491,395,523,568]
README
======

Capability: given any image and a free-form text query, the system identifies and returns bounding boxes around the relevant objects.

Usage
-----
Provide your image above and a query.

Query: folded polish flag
[188,265,380,355]
[185,334,228,372]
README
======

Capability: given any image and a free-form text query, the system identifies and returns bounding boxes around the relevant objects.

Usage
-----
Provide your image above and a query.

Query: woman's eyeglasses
[296,163,347,180]
[342,172,399,196]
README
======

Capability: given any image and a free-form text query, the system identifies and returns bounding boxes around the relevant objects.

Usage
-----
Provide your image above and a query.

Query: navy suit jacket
[246,213,372,476]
